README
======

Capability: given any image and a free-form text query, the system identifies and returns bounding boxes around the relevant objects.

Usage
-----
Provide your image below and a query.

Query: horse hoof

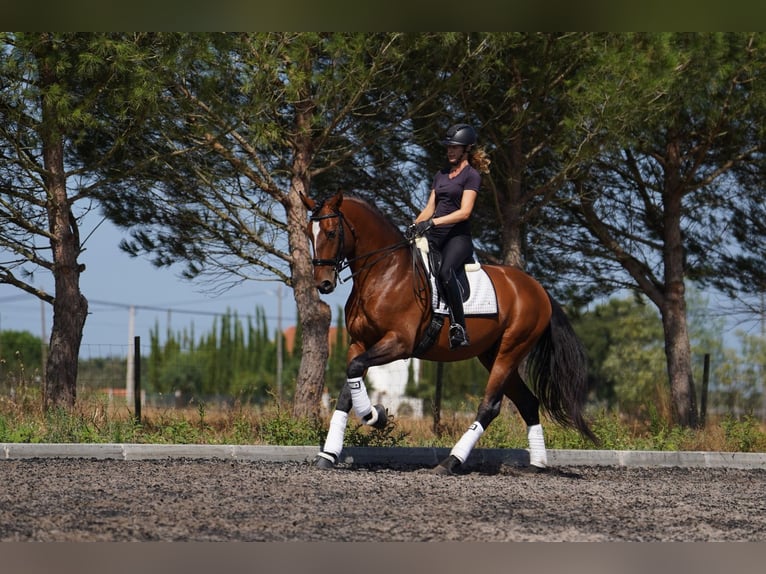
[431,454,461,476]
[430,464,453,476]
[370,404,388,430]
[313,453,336,470]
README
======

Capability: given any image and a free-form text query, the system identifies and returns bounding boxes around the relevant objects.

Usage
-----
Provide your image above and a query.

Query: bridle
[309,210,348,270]
[309,208,411,284]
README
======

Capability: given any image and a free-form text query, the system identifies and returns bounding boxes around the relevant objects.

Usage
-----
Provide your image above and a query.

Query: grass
[1,388,766,452]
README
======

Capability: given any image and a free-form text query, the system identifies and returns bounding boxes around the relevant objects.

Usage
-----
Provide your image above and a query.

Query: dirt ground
[1,458,765,542]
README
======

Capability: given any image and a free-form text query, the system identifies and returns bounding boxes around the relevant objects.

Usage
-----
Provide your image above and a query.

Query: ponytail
[468,147,491,175]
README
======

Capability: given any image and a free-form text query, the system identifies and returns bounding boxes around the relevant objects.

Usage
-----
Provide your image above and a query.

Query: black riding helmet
[442,123,477,148]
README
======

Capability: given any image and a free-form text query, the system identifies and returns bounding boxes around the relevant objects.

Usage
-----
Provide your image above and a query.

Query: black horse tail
[526,293,598,444]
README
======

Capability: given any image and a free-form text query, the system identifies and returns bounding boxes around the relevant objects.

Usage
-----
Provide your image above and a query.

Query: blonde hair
[469,147,491,175]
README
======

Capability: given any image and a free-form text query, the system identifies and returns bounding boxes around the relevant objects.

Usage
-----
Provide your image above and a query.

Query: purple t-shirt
[429,164,480,244]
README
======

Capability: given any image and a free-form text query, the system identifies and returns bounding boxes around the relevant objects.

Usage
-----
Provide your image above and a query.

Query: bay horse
[303,190,596,474]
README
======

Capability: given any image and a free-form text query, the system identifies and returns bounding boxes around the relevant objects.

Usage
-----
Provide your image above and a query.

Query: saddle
[414,237,497,316]
[416,237,475,302]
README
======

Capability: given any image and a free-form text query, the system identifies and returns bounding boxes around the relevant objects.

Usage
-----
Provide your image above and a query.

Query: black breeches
[435,234,473,285]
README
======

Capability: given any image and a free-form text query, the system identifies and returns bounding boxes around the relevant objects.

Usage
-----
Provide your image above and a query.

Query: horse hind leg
[432,378,505,476]
[504,369,548,470]
[431,362,548,475]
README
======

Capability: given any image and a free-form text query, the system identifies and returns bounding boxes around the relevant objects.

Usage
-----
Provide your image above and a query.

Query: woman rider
[410,123,490,349]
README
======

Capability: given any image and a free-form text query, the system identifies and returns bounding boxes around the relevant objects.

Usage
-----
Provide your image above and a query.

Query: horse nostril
[318,280,335,294]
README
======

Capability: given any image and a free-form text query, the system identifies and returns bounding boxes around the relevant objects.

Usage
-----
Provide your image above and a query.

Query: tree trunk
[500,72,527,270]
[288,182,331,419]
[661,138,698,427]
[660,296,697,426]
[42,133,88,409]
[287,110,331,419]
[37,40,88,409]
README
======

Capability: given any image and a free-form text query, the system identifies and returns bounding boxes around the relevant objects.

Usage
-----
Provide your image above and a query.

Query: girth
[411,313,445,358]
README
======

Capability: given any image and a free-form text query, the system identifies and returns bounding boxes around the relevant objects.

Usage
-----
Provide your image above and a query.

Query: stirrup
[449,324,470,348]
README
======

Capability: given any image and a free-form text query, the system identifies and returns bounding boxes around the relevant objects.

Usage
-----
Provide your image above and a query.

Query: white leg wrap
[348,377,373,420]
[450,421,484,464]
[321,410,349,459]
[527,423,548,468]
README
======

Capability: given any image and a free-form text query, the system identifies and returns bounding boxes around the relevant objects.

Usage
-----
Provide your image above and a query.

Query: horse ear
[328,190,344,210]
[300,192,316,211]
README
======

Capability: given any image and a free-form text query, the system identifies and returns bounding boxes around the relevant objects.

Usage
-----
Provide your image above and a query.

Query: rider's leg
[437,235,473,348]
[442,271,469,348]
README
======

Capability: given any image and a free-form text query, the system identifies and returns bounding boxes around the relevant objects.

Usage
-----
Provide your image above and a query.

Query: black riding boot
[443,274,470,348]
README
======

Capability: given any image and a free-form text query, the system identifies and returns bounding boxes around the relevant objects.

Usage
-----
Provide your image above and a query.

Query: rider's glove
[407,218,433,239]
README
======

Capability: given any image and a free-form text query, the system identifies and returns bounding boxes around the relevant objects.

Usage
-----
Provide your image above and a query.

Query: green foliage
[143,306,300,405]
[1,391,766,452]
[255,403,325,446]
[325,306,348,394]
[43,407,101,443]
[711,333,766,416]
[0,412,40,443]
[721,415,766,452]
[0,331,44,392]
[574,295,667,415]
[480,409,527,449]
[643,404,696,450]
[407,358,488,411]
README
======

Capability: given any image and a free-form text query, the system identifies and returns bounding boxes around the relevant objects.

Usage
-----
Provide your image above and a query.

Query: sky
[0,216,352,359]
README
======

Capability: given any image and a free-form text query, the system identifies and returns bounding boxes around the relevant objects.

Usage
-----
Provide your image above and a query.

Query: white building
[367,358,423,418]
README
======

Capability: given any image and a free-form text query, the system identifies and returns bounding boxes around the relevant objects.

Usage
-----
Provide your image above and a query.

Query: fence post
[134,336,141,424]
[433,362,443,437]
[700,353,710,428]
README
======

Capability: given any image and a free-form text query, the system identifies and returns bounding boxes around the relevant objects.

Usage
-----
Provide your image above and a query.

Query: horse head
[303,190,352,294]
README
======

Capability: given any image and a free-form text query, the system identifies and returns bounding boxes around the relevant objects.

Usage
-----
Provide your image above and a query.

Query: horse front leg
[345,352,388,429]
[314,383,353,469]
[313,349,389,470]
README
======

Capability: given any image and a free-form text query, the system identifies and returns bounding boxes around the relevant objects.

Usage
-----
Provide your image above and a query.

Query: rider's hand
[408,218,433,238]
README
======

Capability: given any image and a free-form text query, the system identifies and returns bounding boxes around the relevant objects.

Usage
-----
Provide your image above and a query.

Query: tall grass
[1,388,765,452]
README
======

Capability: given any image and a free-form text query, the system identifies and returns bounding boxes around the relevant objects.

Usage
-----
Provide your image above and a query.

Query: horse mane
[322,192,404,239]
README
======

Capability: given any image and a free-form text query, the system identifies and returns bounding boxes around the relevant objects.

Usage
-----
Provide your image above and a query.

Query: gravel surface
[2,458,765,542]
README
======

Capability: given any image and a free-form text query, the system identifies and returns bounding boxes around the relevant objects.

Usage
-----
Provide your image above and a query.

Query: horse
[303,190,596,474]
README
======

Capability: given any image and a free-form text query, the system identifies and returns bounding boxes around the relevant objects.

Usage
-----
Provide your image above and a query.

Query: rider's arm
[414,190,437,223]
[432,189,477,227]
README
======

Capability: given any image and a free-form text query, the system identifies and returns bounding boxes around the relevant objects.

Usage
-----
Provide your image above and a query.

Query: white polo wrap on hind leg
[450,421,484,464]
[527,423,548,468]
[320,410,349,461]
[348,377,377,425]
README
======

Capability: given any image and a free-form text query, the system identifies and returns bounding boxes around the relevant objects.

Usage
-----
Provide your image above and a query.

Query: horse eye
[327,230,337,239]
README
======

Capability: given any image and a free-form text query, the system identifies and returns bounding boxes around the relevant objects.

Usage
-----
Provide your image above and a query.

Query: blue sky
[0,218,351,358]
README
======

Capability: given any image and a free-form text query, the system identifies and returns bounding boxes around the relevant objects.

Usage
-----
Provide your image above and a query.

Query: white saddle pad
[415,237,498,316]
